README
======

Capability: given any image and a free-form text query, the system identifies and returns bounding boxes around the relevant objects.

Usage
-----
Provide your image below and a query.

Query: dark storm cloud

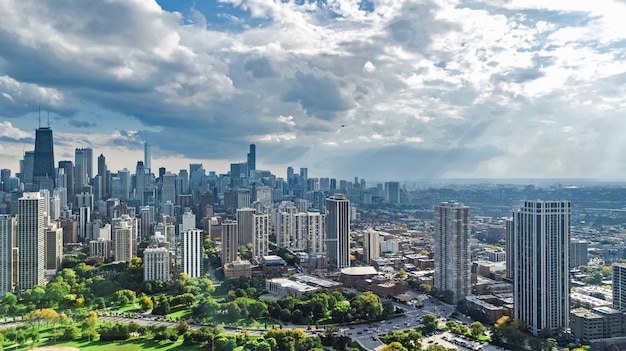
[0,135,33,144]
[282,72,352,121]
[244,58,278,79]
[68,120,97,128]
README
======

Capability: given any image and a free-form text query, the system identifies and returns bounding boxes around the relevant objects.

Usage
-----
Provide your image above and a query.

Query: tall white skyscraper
[253,213,270,258]
[182,229,203,278]
[18,192,45,291]
[0,215,16,296]
[513,200,570,336]
[144,142,151,173]
[113,215,134,262]
[434,200,471,305]
[275,203,297,248]
[325,194,350,271]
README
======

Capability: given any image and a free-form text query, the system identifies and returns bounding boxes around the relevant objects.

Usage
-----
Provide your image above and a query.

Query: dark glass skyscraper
[33,127,55,191]
[247,144,256,175]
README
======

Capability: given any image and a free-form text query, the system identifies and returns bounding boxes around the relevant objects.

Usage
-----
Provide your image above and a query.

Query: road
[339,292,456,350]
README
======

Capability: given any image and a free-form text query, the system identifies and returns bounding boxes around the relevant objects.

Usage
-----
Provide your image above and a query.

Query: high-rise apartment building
[144,142,151,173]
[17,192,45,291]
[325,194,350,271]
[113,215,134,262]
[182,229,203,278]
[363,228,380,265]
[613,262,626,312]
[144,247,170,282]
[570,240,589,268]
[253,213,270,258]
[45,221,63,274]
[275,203,297,248]
[0,215,16,296]
[505,218,514,281]
[513,200,570,336]
[33,127,55,191]
[434,200,471,305]
[384,181,400,204]
[237,208,255,247]
[221,220,238,265]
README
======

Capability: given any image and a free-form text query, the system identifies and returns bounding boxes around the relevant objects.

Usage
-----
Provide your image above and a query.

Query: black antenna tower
[47,111,50,128]
[38,106,41,128]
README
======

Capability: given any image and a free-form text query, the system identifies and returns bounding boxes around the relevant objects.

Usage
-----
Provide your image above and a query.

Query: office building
[513,200,570,336]
[325,194,350,271]
[0,215,16,296]
[434,201,471,305]
[74,148,92,195]
[17,192,45,291]
[247,144,256,176]
[161,172,176,205]
[32,127,55,191]
[144,247,170,282]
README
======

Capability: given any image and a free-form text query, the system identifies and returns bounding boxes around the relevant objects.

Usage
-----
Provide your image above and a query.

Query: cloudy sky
[1,0,626,181]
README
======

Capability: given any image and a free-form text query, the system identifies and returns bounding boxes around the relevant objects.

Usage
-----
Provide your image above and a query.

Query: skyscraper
[325,194,350,271]
[221,220,238,265]
[17,192,45,291]
[505,218,514,281]
[144,247,170,282]
[33,127,55,191]
[182,228,203,278]
[613,262,626,311]
[434,200,471,305]
[144,142,151,173]
[113,215,134,262]
[363,228,380,265]
[247,144,256,176]
[384,181,400,204]
[74,148,91,195]
[236,208,255,247]
[0,215,16,296]
[253,213,269,258]
[513,200,570,336]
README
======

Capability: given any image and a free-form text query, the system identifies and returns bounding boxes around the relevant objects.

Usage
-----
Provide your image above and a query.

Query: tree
[470,321,486,337]
[226,302,242,323]
[382,341,408,351]
[139,295,154,311]
[44,280,71,306]
[422,314,439,334]
[351,292,382,321]
[176,321,189,335]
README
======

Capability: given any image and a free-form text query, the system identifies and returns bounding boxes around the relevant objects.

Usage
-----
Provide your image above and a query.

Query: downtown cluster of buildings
[5,127,626,348]
[0,127,401,295]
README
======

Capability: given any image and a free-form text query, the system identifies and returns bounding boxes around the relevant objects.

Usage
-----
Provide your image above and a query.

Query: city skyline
[2,1,626,180]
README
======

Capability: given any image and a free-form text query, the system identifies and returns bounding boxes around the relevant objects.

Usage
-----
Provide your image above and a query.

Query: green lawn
[11,338,203,351]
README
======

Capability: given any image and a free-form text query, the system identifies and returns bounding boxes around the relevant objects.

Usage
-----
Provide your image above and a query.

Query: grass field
[10,338,202,351]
